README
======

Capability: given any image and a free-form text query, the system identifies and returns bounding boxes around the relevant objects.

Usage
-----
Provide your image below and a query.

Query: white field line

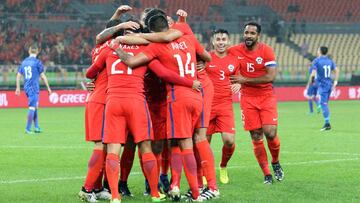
[1,157,359,185]
[1,146,360,157]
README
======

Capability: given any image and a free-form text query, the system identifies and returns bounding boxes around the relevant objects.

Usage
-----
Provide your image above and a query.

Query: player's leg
[25,93,37,133]
[33,107,41,132]
[169,140,182,199]
[160,140,170,193]
[319,89,332,130]
[263,125,283,181]
[178,138,201,201]
[106,144,122,202]
[260,94,283,182]
[119,135,136,197]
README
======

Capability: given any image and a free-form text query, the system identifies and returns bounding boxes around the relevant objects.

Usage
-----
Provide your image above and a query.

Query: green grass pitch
[0,101,359,202]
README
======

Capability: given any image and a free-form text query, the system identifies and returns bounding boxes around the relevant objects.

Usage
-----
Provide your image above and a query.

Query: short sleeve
[142,43,159,61]
[331,60,336,70]
[264,45,276,67]
[310,59,318,71]
[18,64,24,75]
[193,37,205,55]
[37,60,44,73]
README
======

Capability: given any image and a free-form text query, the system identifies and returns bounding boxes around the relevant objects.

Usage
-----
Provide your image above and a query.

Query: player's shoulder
[171,22,193,35]
[259,42,274,52]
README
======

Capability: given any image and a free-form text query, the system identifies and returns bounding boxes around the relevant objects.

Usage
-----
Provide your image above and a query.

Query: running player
[229,22,284,184]
[206,29,240,185]
[15,44,51,134]
[306,46,339,130]
[306,64,320,114]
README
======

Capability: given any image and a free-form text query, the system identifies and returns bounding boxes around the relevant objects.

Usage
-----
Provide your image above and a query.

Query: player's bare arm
[230,67,277,84]
[15,72,22,96]
[332,68,339,90]
[113,35,151,45]
[110,5,132,20]
[306,69,317,89]
[138,29,184,43]
[176,9,187,22]
[40,72,52,94]
[112,45,150,68]
[96,21,140,45]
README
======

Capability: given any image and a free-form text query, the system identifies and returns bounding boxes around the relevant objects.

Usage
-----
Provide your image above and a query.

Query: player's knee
[250,129,263,141]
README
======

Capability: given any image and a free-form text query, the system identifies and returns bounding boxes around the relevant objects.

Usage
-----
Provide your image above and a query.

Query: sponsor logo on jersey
[256,57,263,64]
[228,64,235,72]
[209,65,216,68]
[238,56,244,60]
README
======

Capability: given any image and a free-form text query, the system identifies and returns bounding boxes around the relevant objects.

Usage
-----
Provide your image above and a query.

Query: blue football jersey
[18,56,44,95]
[311,56,336,87]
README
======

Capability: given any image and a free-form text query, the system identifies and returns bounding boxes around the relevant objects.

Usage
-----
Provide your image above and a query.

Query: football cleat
[94,188,111,200]
[272,162,284,181]
[34,127,42,133]
[168,186,181,201]
[185,195,203,202]
[144,179,151,196]
[219,166,229,184]
[25,129,34,134]
[159,174,170,194]
[151,192,166,202]
[317,105,322,114]
[200,187,220,200]
[320,123,331,131]
[110,198,121,203]
[78,187,98,203]
[119,181,133,197]
[264,174,273,185]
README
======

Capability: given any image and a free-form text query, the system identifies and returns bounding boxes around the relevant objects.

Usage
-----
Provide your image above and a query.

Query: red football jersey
[228,42,276,96]
[171,22,194,35]
[206,52,239,102]
[87,40,111,104]
[144,70,167,104]
[143,35,201,101]
[92,44,148,100]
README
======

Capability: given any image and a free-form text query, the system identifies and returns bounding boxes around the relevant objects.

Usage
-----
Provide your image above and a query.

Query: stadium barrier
[1,86,360,108]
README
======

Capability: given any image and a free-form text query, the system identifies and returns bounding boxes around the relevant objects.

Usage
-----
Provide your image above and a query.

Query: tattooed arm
[95,21,140,45]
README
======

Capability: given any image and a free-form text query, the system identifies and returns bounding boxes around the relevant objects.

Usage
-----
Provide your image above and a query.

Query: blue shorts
[318,86,331,104]
[307,84,318,97]
[26,93,39,107]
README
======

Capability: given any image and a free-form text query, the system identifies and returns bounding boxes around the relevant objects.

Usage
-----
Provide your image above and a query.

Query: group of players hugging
[78,4,284,203]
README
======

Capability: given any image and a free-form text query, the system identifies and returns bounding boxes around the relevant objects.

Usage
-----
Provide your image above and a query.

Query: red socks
[105,153,120,199]
[182,149,199,199]
[84,149,106,191]
[120,146,135,182]
[161,144,170,175]
[267,136,280,164]
[252,140,271,176]
[195,140,218,190]
[220,144,235,168]
[141,152,160,197]
[170,146,182,189]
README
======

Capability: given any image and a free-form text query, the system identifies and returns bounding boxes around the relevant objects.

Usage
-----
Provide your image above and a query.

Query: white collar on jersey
[29,54,37,58]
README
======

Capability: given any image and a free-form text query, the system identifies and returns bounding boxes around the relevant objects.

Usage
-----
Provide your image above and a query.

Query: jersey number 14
[174,53,195,77]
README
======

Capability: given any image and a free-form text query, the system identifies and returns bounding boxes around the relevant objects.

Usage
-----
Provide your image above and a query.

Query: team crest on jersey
[256,57,263,64]
[228,64,235,72]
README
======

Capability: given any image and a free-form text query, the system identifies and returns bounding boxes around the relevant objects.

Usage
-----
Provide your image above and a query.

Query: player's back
[18,56,43,94]
[144,35,201,101]
[106,44,148,100]
[312,56,336,87]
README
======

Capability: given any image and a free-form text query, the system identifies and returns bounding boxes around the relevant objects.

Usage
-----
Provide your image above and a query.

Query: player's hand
[110,38,121,50]
[86,81,96,92]
[116,5,132,14]
[196,61,205,72]
[47,88,52,95]
[118,21,140,31]
[230,74,247,84]
[192,80,202,91]
[231,83,241,94]
[15,88,20,96]
[176,9,188,17]
[332,81,338,91]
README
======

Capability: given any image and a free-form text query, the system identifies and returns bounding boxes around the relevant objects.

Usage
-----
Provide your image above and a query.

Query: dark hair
[319,46,328,55]
[144,8,168,32]
[106,19,121,28]
[244,21,261,34]
[212,28,229,37]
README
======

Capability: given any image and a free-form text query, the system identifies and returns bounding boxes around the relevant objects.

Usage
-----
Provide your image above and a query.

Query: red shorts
[207,101,235,135]
[85,102,105,141]
[240,93,278,131]
[103,97,153,144]
[196,82,214,128]
[167,98,202,139]
[149,101,167,141]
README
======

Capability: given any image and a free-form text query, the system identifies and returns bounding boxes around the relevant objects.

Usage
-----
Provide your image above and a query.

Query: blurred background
[1,0,360,90]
